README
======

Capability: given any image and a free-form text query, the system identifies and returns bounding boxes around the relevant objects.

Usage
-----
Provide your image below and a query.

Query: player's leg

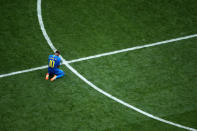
[46,68,54,80]
[51,69,65,81]
[45,73,49,80]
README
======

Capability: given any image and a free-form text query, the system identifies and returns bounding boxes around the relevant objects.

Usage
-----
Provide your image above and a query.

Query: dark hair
[55,50,60,54]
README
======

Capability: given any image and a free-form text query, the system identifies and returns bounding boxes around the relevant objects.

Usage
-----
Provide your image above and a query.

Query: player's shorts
[48,68,64,76]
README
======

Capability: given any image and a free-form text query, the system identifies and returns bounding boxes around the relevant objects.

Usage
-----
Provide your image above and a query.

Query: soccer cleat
[50,75,57,82]
[45,73,49,80]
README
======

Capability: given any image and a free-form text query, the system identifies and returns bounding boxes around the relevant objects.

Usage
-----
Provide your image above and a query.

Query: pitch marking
[68,34,197,63]
[1,34,197,78]
[0,65,48,78]
[1,33,197,78]
[37,0,197,130]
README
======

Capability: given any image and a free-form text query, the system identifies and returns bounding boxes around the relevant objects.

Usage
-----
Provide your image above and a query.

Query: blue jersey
[48,55,61,70]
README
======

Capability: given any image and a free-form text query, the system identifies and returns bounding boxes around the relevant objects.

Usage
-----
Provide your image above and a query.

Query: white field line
[68,34,197,63]
[1,3,196,79]
[1,35,196,79]
[37,0,197,130]
[1,34,197,79]
[0,65,48,78]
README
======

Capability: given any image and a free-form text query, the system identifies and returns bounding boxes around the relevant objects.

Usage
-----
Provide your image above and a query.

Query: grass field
[0,0,197,130]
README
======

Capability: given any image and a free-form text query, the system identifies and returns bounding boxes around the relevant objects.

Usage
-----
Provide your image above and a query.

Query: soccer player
[45,51,65,81]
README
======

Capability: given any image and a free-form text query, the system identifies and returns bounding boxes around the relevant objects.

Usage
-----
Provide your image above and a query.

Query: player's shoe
[50,75,57,82]
[45,73,49,80]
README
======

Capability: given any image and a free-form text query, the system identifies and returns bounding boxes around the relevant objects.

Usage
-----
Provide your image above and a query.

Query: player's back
[48,55,61,70]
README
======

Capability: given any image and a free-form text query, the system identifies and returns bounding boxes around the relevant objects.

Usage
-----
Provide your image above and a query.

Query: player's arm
[57,58,61,68]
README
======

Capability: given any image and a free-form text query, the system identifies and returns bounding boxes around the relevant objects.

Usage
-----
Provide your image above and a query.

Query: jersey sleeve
[56,57,61,66]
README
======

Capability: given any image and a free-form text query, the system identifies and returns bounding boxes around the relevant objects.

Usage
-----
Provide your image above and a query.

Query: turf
[0,68,184,131]
[0,0,52,74]
[71,38,197,129]
[0,0,197,130]
[42,0,197,60]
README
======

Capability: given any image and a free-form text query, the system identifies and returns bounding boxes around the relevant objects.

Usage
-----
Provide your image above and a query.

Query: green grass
[0,68,185,131]
[0,0,52,74]
[0,0,197,130]
[72,38,197,129]
[42,0,197,60]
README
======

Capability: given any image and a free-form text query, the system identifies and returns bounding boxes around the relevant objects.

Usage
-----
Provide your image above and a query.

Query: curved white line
[37,0,197,130]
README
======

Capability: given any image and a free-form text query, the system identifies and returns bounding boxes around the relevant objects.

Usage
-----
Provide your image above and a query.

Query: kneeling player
[45,50,65,81]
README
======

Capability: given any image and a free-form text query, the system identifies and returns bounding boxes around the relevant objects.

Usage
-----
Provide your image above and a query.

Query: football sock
[45,73,49,80]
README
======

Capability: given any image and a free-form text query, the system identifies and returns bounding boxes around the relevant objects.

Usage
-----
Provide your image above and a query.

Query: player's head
[55,50,60,56]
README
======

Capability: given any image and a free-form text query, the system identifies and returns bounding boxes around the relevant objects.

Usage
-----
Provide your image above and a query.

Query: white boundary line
[37,0,197,130]
[68,34,197,63]
[0,65,48,78]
